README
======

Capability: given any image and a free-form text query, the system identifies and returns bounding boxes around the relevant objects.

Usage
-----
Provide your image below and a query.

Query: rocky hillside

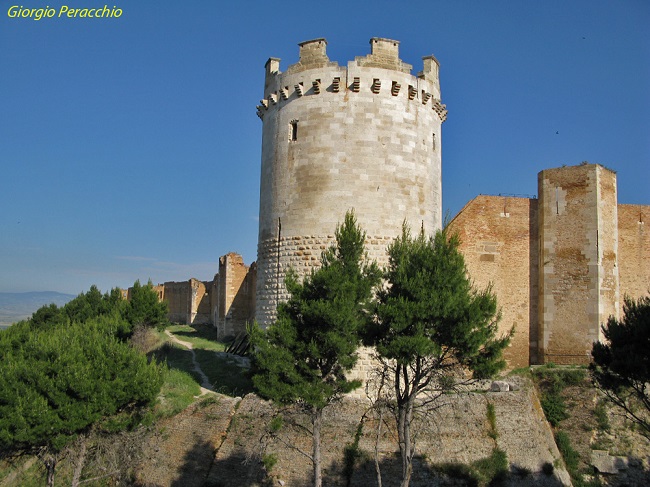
[138,377,573,486]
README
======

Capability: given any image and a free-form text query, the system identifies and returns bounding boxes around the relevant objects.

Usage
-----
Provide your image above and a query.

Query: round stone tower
[256,37,447,325]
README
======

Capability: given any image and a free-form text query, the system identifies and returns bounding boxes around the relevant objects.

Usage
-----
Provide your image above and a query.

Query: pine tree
[0,318,163,487]
[591,295,650,439]
[250,211,380,487]
[366,225,511,487]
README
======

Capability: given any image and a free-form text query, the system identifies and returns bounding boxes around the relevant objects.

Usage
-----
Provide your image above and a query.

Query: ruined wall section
[538,164,619,365]
[256,37,446,325]
[447,195,538,367]
[163,281,192,324]
[216,253,256,340]
[618,204,650,302]
[189,278,211,325]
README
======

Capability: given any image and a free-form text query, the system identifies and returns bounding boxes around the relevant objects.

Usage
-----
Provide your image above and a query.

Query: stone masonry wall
[162,281,192,324]
[188,278,211,325]
[538,164,618,365]
[256,234,394,323]
[216,253,256,340]
[618,204,650,302]
[256,37,446,325]
[447,196,538,368]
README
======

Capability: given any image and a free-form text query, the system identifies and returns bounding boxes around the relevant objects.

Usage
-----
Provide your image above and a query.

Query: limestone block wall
[162,281,192,324]
[256,37,447,325]
[188,278,211,325]
[538,164,619,365]
[447,195,538,368]
[215,253,256,340]
[618,204,650,301]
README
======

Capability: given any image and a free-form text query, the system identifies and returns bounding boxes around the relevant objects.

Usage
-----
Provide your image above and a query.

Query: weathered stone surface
[591,449,628,474]
[491,380,510,392]
[142,379,572,487]
[256,37,445,326]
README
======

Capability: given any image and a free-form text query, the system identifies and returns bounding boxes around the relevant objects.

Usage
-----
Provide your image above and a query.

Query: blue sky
[1,0,648,294]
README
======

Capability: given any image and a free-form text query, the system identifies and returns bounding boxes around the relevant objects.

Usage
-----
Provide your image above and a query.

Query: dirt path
[164,330,213,394]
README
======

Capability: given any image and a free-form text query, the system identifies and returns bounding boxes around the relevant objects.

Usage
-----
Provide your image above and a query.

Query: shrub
[471,448,509,485]
[262,453,278,472]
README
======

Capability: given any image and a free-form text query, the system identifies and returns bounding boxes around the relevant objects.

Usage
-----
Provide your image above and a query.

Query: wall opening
[289,120,298,141]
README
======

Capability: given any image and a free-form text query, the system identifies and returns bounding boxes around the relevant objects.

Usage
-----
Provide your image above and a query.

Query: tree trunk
[374,405,384,487]
[44,455,56,487]
[312,406,323,487]
[71,436,87,487]
[397,399,414,487]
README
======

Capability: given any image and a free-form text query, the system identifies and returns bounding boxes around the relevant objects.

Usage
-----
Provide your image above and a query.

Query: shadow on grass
[151,340,253,399]
[195,349,254,397]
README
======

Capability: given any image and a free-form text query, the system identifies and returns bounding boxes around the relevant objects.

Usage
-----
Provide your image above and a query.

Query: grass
[166,323,226,351]
[434,448,509,486]
[154,324,253,397]
[195,348,254,396]
[154,367,202,418]
[533,365,587,427]
[486,402,498,440]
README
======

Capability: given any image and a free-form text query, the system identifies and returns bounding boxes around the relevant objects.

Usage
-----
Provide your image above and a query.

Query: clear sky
[1,0,648,295]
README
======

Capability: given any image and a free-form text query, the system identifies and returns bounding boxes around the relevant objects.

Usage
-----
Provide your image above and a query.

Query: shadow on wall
[182,440,569,487]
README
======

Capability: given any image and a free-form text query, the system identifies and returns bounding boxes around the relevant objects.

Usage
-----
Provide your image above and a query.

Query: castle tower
[538,164,620,364]
[256,38,447,325]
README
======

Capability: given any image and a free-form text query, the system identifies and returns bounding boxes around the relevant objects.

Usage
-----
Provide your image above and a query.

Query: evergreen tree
[0,318,163,487]
[365,225,511,487]
[125,280,168,328]
[250,211,380,487]
[591,295,650,439]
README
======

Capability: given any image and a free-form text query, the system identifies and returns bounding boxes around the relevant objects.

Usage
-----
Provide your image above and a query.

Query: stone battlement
[257,37,446,122]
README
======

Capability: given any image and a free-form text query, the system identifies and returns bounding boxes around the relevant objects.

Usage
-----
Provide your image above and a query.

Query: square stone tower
[538,163,619,364]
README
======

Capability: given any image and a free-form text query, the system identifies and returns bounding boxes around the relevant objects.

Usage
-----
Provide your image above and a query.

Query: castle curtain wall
[447,195,537,368]
[618,204,650,302]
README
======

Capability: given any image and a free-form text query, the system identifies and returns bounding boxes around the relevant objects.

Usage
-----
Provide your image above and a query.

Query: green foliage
[369,226,511,380]
[194,348,253,396]
[471,448,509,485]
[250,211,380,487]
[27,281,166,338]
[366,225,511,487]
[124,280,168,329]
[154,368,201,418]
[591,295,650,439]
[262,453,278,472]
[533,366,586,427]
[555,431,580,482]
[434,449,509,487]
[269,414,283,433]
[540,392,568,427]
[594,399,610,432]
[0,319,163,456]
[250,211,380,410]
[165,323,225,351]
[0,288,165,487]
[486,402,498,440]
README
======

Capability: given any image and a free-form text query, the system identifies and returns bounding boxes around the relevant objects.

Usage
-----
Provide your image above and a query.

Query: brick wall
[447,195,537,368]
[216,253,256,340]
[618,204,650,301]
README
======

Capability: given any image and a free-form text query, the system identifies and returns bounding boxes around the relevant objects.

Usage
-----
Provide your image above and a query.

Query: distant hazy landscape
[0,292,76,328]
